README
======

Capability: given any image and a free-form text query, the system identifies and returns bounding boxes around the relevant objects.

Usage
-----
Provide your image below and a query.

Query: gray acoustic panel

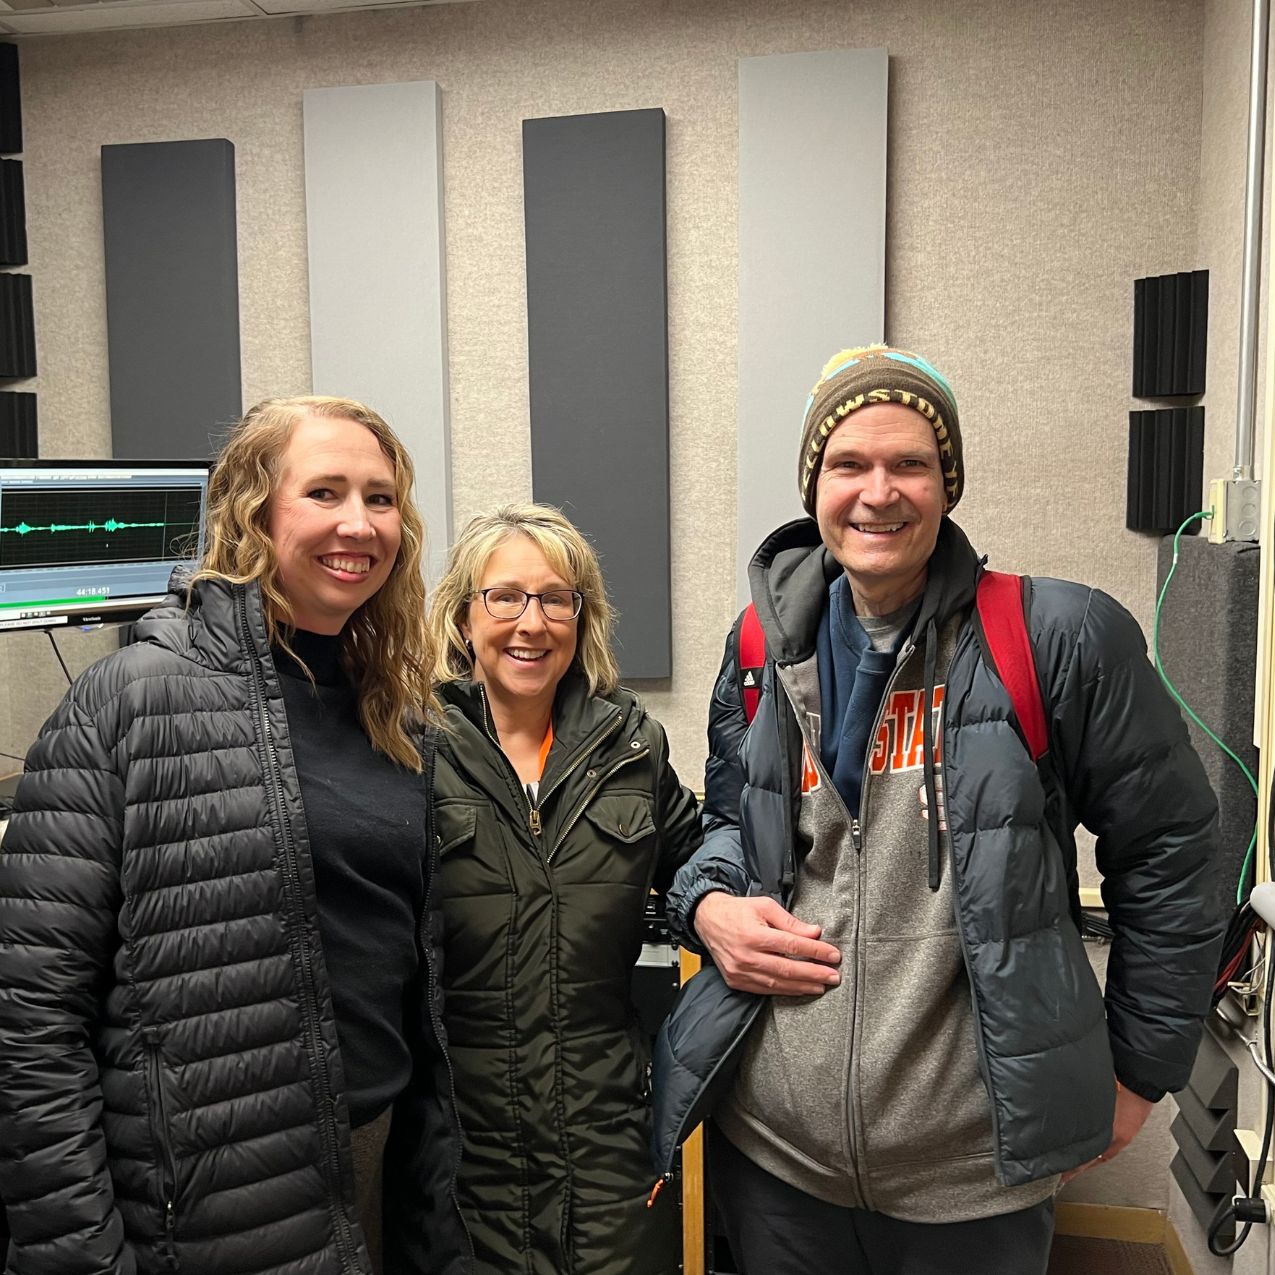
[1155,536,1259,917]
[304,81,451,585]
[101,139,241,459]
[523,108,670,679]
[737,49,888,604]
[1174,1082,1236,1152]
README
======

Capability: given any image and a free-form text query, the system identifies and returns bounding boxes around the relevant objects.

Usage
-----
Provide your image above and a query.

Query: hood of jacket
[131,566,267,676]
[748,515,982,662]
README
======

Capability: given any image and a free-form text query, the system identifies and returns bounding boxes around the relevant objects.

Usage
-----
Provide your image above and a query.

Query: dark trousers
[708,1125,1055,1275]
[350,1107,392,1275]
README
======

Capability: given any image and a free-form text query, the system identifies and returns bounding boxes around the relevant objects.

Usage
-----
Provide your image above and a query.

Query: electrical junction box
[1208,477,1261,543]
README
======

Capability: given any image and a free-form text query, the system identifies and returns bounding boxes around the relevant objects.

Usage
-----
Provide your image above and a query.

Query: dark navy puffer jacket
[0,575,468,1275]
[653,517,1224,1186]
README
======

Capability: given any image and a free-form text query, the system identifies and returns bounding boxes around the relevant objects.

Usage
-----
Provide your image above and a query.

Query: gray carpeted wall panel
[1154,537,1259,917]
[736,48,888,605]
[101,139,241,460]
[523,108,670,679]
[303,80,451,584]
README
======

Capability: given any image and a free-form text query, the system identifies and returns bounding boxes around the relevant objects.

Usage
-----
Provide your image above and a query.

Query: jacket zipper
[476,684,622,849]
[420,798,475,1262]
[652,996,767,1185]
[843,647,921,1213]
[548,744,647,862]
[236,592,359,1272]
[777,654,908,1213]
[942,630,1005,1173]
[142,1029,180,1267]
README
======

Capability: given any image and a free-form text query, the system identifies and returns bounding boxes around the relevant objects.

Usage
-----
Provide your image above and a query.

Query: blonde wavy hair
[429,503,620,696]
[191,394,439,770]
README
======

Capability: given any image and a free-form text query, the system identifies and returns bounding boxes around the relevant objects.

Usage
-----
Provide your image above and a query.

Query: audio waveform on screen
[0,486,203,571]
[0,517,167,536]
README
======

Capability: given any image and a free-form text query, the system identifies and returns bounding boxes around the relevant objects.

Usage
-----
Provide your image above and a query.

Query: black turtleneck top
[272,629,427,1129]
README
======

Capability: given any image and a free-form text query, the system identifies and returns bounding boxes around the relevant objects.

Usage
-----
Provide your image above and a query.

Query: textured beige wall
[1,0,1253,1229]
[5,0,1211,789]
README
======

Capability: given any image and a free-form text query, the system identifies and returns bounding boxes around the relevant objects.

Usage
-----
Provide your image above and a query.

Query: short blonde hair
[192,394,440,770]
[429,503,620,696]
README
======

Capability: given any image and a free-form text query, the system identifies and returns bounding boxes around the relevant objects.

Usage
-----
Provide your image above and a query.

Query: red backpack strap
[733,603,766,724]
[975,571,1048,762]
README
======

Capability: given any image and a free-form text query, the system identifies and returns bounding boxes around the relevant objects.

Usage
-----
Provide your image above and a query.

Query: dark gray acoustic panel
[1169,1025,1239,1243]
[1155,537,1259,917]
[0,159,25,266]
[1133,270,1208,398]
[101,139,241,459]
[0,270,34,377]
[0,45,19,156]
[0,389,34,457]
[1126,406,1204,532]
[523,108,670,679]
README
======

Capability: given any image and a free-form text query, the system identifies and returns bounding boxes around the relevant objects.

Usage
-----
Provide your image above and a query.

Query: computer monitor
[0,460,211,631]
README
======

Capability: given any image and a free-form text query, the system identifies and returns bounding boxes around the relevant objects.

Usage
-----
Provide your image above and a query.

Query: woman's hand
[693,892,842,996]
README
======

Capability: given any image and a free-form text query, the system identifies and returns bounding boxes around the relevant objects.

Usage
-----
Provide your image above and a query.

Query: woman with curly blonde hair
[0,396,468,1275]
[427,502,701,1275]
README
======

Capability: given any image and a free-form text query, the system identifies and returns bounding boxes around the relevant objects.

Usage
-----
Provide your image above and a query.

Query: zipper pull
[646,1172,672,1208]
[529,807,542,837]
[851,817,863,853]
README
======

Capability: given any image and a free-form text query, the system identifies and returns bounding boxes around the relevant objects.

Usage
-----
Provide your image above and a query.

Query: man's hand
[693,891,842,996]
[1060,1080,1155,1182]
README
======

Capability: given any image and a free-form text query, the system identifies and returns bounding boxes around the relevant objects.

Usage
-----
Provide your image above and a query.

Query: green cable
[1152,508,1260,903]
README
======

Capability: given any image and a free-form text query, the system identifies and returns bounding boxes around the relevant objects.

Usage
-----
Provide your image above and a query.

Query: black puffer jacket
[653,517,1223,1185]
[0,576,467,1275]
[434,674,701,1275]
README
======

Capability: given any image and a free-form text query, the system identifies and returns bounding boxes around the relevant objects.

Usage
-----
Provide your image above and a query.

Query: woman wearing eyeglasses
[427,503,702,1275]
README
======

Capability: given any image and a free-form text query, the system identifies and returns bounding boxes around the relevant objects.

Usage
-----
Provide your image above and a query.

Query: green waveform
[0,518,168,536]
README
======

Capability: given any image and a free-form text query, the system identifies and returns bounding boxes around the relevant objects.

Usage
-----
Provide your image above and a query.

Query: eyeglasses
[474,587,584,621]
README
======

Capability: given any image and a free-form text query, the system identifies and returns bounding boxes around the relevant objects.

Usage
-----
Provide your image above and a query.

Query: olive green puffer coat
[434,673,701,1275]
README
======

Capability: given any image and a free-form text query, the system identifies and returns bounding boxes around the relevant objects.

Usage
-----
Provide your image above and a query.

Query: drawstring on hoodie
[921,617,942,891]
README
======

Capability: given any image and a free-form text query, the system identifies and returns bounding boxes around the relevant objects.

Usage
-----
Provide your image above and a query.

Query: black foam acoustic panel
[0,271,34,378]
[1133,270,1208,398]
[0,159,25,267]
[1126,406,1203,533]
[0,45,18,156]
[0,388,35,457]
[523,108,671,679]
[101,139,241,459]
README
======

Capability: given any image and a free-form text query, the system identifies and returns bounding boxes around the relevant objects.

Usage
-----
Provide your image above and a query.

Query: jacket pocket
[142,1028,181,1267]
[581,794,655,846]
[437,804,479,856]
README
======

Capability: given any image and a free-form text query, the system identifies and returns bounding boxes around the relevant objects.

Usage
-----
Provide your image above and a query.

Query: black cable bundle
[1214,902,1263,1007]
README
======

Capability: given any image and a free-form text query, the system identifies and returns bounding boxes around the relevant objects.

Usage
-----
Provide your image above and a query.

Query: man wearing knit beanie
[658,346,1221,1273]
